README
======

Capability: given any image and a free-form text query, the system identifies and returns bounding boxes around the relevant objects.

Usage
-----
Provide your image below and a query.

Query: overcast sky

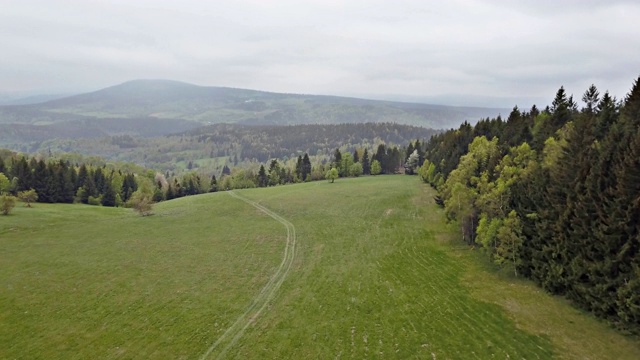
[1,0,638,107]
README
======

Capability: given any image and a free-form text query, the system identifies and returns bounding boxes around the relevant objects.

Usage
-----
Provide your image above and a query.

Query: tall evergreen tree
[593,92,618,140]
[362,148,371,175]
[32,160,49,202]
[58,161,75,203]
[302,153,312,181]
[257,165,268,187]
[101,178,117,206]
[76,164,88,189]
[582,84,600,115]
[333,148,342,170]
[209,174,218,192]
[13,156,32,192]
[374,144,387,173]
[295,155,304,180]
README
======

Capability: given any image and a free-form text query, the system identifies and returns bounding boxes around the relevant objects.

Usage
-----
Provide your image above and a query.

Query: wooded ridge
[0,79,506,131]
[419,76,640,333]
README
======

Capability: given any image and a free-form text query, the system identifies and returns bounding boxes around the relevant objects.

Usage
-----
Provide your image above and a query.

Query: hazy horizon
[2,1,639,108]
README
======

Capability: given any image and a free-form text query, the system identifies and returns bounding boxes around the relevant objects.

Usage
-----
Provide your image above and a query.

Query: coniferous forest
[418,77,640,333]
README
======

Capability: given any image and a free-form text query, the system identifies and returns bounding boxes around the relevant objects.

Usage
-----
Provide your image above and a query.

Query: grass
[0,195,285,359]
[1,175,638,359]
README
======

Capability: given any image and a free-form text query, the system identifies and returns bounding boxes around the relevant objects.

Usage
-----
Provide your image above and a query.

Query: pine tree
[374,144,387,173]
[295,155,303,180]
[257,165,268,187]
[333,148,342,170]
[32,160,49,202]
[9,157,28,192]
[166,183,175,200]
[94,167,106,193]
[58,161,75,203]
[121,173,137,202]
[302,153,312,181]
[362,148,371,175]
[582,84,600,115]
[209,174,218,192]
[593,91,618,140]
[76,164,88,189]
[101,179,117,206]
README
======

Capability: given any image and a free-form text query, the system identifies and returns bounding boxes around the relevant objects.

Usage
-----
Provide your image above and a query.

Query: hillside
[0,79,507,132]
[1,177,637,359]
[8,122,438,176]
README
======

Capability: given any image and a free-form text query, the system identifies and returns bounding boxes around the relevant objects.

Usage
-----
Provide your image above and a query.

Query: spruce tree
[362,149,371,175]
[302,153,312,181]
[101,180,117,206]
[295,155,303,180]
[32,160,48,202]
[593,91,618,140]
[58,161,75,203]
[257,165,268,187]
[209,174,218,192]
[333,148,342,170]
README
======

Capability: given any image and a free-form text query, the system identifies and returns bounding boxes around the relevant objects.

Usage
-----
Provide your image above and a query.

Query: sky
[1,0,639,108]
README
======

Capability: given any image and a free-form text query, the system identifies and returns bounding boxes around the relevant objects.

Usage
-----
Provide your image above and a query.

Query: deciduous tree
[17,189,38,207]
[370,160,381,175]
[0,195,16,215]
[325,167,338,183]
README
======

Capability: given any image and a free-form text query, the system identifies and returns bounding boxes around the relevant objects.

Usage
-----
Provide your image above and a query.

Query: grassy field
[1,175,638,359]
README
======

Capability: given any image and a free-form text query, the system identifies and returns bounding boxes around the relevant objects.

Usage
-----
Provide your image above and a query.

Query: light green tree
[349,162,363,177]
[494,210,524,276]
[370,160,382,175]
[325,167,339,183]
[127,192,154,216]
[0,173,10,194]
[444,182,478,243]
[340,153,354,177]
[127,177,155,215]
[0,195,17,215]
[17,189,38,207]
[473,142,537,262]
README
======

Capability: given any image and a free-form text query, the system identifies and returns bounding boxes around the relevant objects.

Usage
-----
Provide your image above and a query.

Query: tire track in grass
[200,190,297,360]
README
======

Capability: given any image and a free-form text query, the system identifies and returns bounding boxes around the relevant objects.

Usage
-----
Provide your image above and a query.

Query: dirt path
[200,190,297,359]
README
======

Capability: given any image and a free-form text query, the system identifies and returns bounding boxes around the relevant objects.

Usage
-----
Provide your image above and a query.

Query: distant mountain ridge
[0,79,508,132]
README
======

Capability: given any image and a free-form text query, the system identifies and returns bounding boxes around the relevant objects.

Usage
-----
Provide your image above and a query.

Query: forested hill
[11,122,437,176]
[0,79,506,130]
[181,122,439,161]
[417,76,640,333]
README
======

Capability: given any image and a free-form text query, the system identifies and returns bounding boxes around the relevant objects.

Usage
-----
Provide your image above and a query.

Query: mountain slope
[0,79,507,130]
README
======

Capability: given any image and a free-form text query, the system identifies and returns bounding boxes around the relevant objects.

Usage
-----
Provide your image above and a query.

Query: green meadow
[1,176,638,359]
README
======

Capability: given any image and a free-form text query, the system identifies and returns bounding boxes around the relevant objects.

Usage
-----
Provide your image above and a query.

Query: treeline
[159,143,407,197]
[0,137,413,208]
[0,152,139,206]
[419,77,640,333]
